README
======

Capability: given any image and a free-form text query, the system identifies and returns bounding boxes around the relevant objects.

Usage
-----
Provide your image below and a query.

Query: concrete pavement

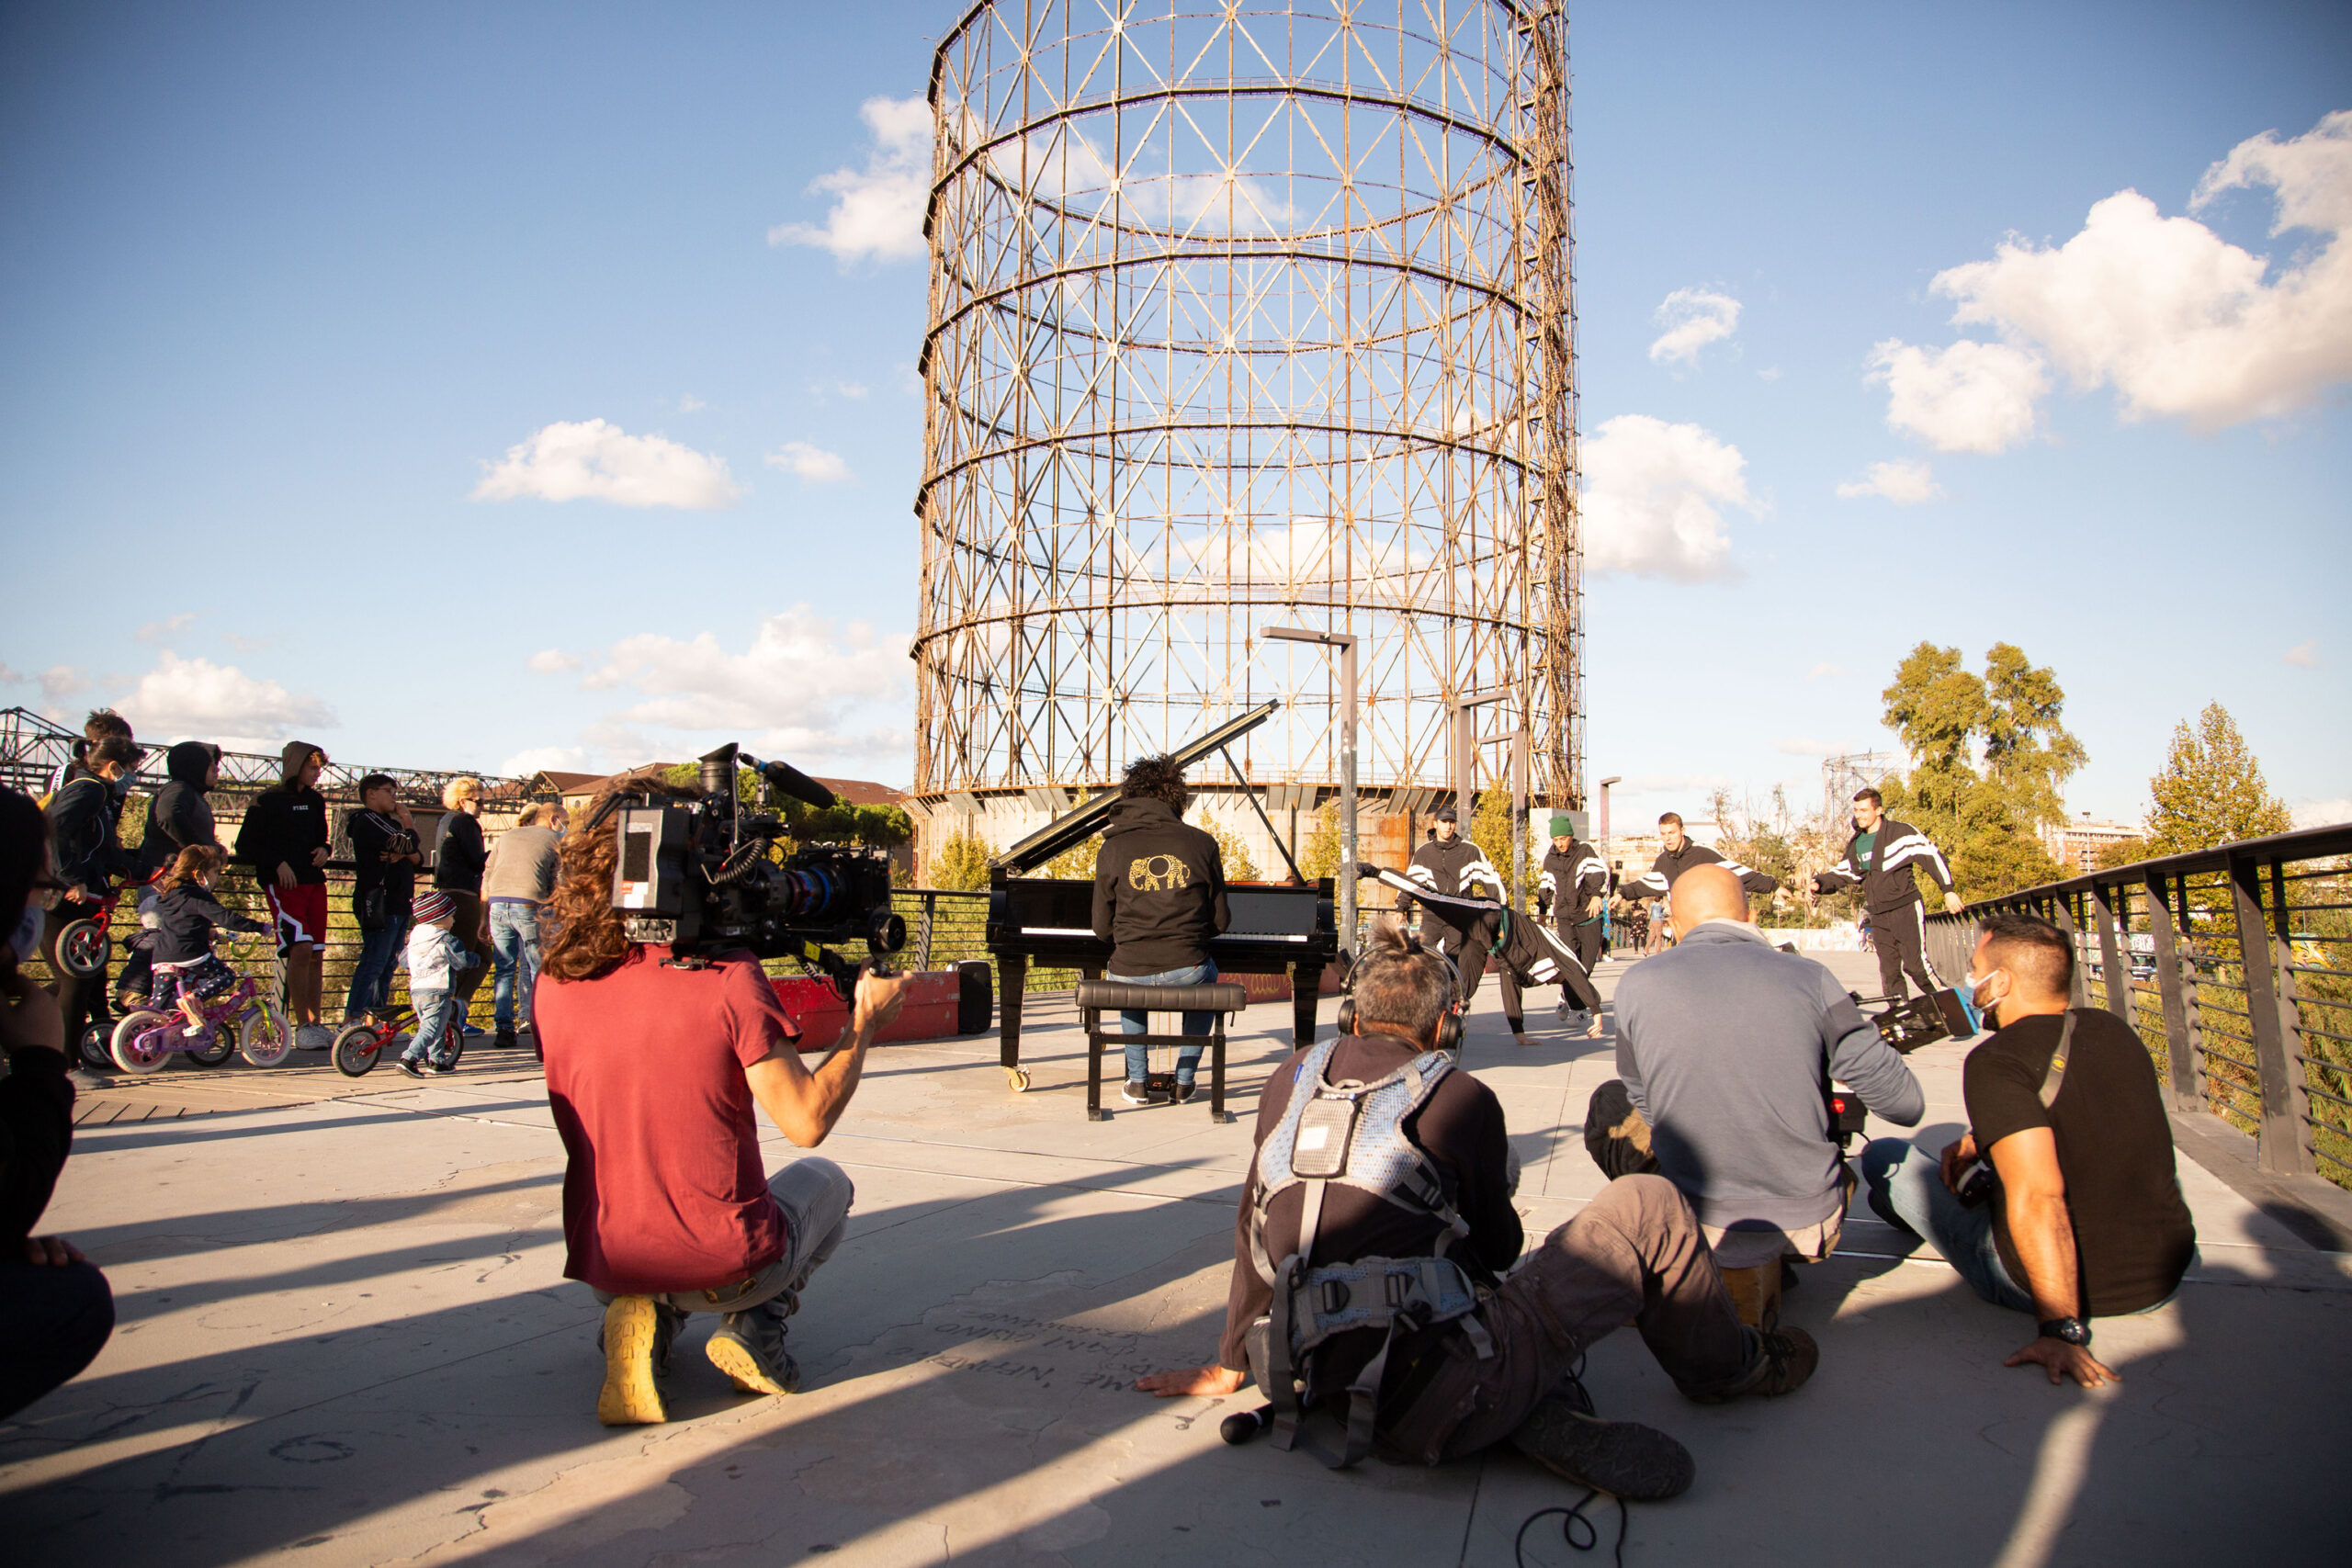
[5,951,2346,1566]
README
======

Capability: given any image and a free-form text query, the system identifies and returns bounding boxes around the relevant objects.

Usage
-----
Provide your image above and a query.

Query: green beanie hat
[1549,812,1575,837]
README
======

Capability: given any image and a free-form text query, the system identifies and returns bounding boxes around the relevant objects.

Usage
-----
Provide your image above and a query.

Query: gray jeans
[594,1156,855,1316]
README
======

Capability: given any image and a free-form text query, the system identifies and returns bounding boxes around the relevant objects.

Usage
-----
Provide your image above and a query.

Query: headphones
[1336,931,1465,1054]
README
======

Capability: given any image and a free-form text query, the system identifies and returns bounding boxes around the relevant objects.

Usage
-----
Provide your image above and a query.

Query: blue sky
[3,1,2346,832]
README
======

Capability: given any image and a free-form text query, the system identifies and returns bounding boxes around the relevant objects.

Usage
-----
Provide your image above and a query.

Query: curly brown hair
[159,844,227,890]
[1120,753,1190,815]
[538,779,699,984]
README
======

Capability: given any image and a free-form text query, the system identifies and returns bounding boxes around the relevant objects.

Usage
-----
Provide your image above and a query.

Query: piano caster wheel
[1004,1066,1031,1093]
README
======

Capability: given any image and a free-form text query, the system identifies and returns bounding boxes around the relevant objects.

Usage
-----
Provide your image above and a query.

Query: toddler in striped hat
[401,888,481,1076]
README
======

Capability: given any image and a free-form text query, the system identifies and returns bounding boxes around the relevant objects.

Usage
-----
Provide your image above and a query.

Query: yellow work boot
[597,1295,668,1426]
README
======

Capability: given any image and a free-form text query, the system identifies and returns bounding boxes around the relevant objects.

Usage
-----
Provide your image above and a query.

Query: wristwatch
[2038,1316,2091,1347]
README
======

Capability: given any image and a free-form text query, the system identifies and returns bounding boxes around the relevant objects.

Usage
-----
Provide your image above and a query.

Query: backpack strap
[2040,1009,2077,1110]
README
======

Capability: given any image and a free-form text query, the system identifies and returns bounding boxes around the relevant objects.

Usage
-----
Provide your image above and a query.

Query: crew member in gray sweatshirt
[1600,867,1923,1270]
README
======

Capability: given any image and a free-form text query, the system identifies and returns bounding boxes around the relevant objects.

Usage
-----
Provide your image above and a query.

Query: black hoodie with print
[1089,796,1231,976]
[234,740,330,887]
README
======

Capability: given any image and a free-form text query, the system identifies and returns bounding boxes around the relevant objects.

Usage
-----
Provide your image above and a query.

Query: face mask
[9,901,41,964]
[1966,968,2005,1024]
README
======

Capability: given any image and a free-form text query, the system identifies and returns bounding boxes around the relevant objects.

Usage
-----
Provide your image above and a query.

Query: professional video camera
[606,742,905,994]
[1824,986,1984,1151]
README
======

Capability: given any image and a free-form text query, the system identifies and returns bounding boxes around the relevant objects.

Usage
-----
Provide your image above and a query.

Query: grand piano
[983,701,1340,1091]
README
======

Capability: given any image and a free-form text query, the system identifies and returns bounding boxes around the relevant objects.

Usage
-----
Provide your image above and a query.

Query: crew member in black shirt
[1091,755,1230,1106]
[1861,913,2194,1387]
[1398,806,1505,1009]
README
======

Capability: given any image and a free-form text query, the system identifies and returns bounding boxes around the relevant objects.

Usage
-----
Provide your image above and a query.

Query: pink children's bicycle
[108,971,289,1074]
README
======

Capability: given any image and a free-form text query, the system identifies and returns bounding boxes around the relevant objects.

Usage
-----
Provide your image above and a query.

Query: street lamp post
[1264,626,1359,959]
[1598,774,1622,952]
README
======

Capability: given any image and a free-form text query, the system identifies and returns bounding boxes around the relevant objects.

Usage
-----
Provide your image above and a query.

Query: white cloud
[1806,663,1845,681]
[113,652,335,747]
[1867,338,2048,454]
[2283,639,2321,668]
[1579,414,1758,581]
[1888,109,2352,441]
[220,632,274,653]
[2293,797,2352,829]
[835,380,869,400]
[135,613,197,643]
[1647,288,1742,366]
[765,442,854,484]
[527,649,581,675]
[678,394,706,412]
[1773,738,1854,758]
[39,666,85,700]
[472,419,741,510]
[569,606,912,776]
[1836,458,1946,503]
[769,95,932,265]
[500,745,596,778]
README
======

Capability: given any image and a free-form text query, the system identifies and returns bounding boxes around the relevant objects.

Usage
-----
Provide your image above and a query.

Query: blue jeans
[1107,960,1217,1085]
[489,901,542,1032]
[403,989,461,1067]
[346,914,410,1021]
[1860,1137,2035,1313]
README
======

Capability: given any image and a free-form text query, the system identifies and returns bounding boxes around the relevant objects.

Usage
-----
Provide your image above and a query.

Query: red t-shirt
[538,946,799,1293]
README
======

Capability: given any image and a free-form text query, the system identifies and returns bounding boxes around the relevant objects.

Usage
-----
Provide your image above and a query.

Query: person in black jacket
[1623,813,1780,905]
[147,845,269,1037]
[432,776,493,1026]
[1397,806,1506,1010]
[345,773,423,1024]
[1536,814,1609,1023]
[1811,787,1964,1001]
[1091,755,1230,1106]
[0,784,116,1419]
[40,733,142,1055]
[234,740,333,1048]
[118,739,222,1010]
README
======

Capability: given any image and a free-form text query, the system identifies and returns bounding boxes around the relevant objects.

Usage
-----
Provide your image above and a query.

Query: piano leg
[1292,962,1324,1049]
[999,954,1030,1092]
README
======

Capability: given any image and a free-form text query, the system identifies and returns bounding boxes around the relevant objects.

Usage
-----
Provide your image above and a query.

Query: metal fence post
[2091,883,2131,1024]
[2144,871,2200,1111]
[2229,855,2316,1176]
[915,892,935,972]
[2053,896,2089,1009]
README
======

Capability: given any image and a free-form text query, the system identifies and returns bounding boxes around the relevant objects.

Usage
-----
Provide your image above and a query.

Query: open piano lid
[988,700,1281,875]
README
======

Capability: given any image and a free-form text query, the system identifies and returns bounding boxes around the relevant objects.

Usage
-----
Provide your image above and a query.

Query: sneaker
[1122,1079,1154,1105]
[706,1307,800,1396]
[296,1023,332,1051]
[182,1022,210,1039]
[1555,999,1573,1022]
[596,1296,669,1425]
[1510,1390,1695,1501]
[1692,1325,1820,1405]
[397,1056,425,1077]
[428,1059,457,1075]
[494,1027,517,1050]
[459,1023,485,1038]
[1170,1081,1198,1104]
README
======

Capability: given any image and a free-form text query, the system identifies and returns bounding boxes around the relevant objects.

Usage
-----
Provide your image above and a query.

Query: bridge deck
[6,953,2345,1567]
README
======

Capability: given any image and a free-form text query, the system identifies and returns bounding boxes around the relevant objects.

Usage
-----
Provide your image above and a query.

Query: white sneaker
[296,1023,332,1051]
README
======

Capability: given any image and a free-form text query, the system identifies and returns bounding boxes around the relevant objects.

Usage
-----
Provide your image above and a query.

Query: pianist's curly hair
[1120,753,1191,816]
[539,775,700,985]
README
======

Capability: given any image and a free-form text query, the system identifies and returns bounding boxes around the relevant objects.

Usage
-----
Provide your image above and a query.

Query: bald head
[1668,863,1750,930]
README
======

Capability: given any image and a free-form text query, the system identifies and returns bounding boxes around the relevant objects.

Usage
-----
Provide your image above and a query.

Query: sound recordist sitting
[1590,865,1923,1322]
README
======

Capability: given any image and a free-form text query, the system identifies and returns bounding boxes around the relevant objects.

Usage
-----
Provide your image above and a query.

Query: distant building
[2042,811,2143,873]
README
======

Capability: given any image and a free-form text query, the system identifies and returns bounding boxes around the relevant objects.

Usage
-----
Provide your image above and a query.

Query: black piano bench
[1075,979,1250,1123]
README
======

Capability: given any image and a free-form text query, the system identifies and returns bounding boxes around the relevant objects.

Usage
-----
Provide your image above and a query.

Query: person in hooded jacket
[146,846,268,1038]
[234,740,333,1048]
[1091,754,1231,1106]
[40,733,142,1055]
[118,740,223,1010]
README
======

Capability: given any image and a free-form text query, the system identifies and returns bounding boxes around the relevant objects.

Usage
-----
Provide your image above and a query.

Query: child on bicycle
[401,889,481,1076]
[149,846,268,1038]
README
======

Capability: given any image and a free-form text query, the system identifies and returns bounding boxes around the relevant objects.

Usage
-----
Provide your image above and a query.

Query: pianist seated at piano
[1089,754,1232,1107]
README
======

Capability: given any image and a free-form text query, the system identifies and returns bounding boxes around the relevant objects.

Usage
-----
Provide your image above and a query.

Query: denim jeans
[1106,960,1218,1085]
[1860,1136,2035,1313]
[489,901,542,1032]
[346,914,410,1021]
[402,989,461,1067]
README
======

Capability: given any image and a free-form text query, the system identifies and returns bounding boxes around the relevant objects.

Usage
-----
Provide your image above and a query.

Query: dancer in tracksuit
[1397,807,1505,1010]
[1536,815,1610,1026]
[1356,863,1604,1043]
[1811,787,1963,1001]
[1623,813,1780,906]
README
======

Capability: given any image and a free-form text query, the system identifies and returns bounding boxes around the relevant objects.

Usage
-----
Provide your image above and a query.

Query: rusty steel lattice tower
[912,0,1578,842]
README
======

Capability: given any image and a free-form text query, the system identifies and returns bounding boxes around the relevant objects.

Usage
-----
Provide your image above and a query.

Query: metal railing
[1926,822,2352,1190]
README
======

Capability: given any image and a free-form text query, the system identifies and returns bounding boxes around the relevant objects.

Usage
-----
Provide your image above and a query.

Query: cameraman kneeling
[537,785,908,1427]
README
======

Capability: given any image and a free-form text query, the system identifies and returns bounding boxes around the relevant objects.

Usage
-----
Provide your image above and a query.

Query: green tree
[1040,837,1099,881]
[1469,788,1533,912]
[2144,702,2293,855]
[927,826,994,891]
[1299,801,1342,882]
[1205,818,1259,882]
[2093,836,2148,871]
[1879,641,2077,900]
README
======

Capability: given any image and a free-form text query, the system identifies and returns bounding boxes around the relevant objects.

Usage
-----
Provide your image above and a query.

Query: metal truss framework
[913,0,1579,813]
